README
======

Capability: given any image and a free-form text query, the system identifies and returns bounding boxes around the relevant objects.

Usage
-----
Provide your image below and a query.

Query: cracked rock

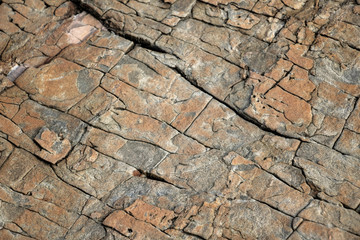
[0,0,360,239]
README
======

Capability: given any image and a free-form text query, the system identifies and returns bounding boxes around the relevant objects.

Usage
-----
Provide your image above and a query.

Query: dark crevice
[342,202,357,211]
[121,33,169,54]
[99,80,213,150]
[247,196,296,218]
[138,169,186,190]
[192,12,273,45]
[72,0,170,55]
[85,135,168,172]
[1,194,69,231]
[86,117,173,154]
[182,230,207,240]
[169,33,248,71]
[72,0,306,145]
[168,64,303,142]
[285,230,300,240]
[0,34,11,58]
[355,204,360,214]
[102,225,131,239]
[63,215,83,239]
[2,227,37,240]
[3,1,359,239]
[183,97,212,134]
[332,96,359,152]
[294,199,313,219]
[319,33,360,52]
[50,164,94,201]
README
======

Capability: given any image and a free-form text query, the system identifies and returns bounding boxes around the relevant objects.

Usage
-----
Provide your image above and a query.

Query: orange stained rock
[265,86,312,127]
[15,58,103,111]
[0,0,360,239]
[125,199,176,230]
[34,128,71,164]
[103,210,172,239]
[286,44,314,70]
[282,0,306,9]
[265,58,293,81]
[279,65,316,101]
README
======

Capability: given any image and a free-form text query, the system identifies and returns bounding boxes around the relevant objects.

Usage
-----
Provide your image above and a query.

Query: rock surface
[0,0,359,239]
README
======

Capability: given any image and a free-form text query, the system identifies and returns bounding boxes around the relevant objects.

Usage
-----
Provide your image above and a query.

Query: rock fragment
[34,127,71,164]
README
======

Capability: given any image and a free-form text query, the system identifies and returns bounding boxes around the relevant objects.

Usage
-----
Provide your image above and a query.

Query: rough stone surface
[0,0,359,239]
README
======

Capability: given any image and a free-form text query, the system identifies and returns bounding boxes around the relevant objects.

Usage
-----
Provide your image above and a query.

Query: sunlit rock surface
[0,0,359,239]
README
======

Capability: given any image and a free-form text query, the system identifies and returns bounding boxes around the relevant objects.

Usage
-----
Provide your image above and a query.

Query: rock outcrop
[0,0,359,239]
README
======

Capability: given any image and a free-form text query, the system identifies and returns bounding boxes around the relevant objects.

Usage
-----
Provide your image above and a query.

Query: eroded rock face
[0,0,359,239]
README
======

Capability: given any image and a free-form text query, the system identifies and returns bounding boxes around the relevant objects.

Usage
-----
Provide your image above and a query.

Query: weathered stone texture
[1,0,359,239]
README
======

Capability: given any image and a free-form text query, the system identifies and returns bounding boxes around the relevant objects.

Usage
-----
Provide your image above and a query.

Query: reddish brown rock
[184,200,221,239]
[170,17,279,72]
[0,184,79,229]
[0,76,13,92]
[102,70,211,133]
[265,87,312,126]
[279,65,315,101]
[286,44,314,70]
[298,200,360,234]
[64,216,106,240]
[295,142,360,209]
[69,87,121,122]
[15,58,103,111]
[12,100,86,147]
[81,197,113,222]
[92,108,179,152]
[309,113,346,147]
[308,81,356,146]
[297,26,316,46]
[244,85,313,136]
[103,210,172,239]
[282,0,306,9]
[81,127,127,157]
[1,0,360,239]
[109,55,174,98]
[213,199,293,239]
[199,0,248,5]
[59,30,132,72]
[0,148,52,195]
[265,58,293,81]
[0,137,13,168]
[34,127,71,164]
[321,21,360,49]
[155,35,243,100]
[54,144,136,198]
[186,99,264,151]
[311,82,355,120]
[232,154,312,216]
[125,199,176,230]
[0,4,20,34]
[13,209,67,239]
[53,12,100,49]
[253,0,283,16]
[243,136,309,192]
[0,229,35,240]
[346,100,360,133]
[152,150,228,192]
[294,221,360,240]
[334,129,360,158]
[54,1,77,17]
[0,115,40,154]
[0,85,28,119]
[31,176,89,213]
[227,7,260,30]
